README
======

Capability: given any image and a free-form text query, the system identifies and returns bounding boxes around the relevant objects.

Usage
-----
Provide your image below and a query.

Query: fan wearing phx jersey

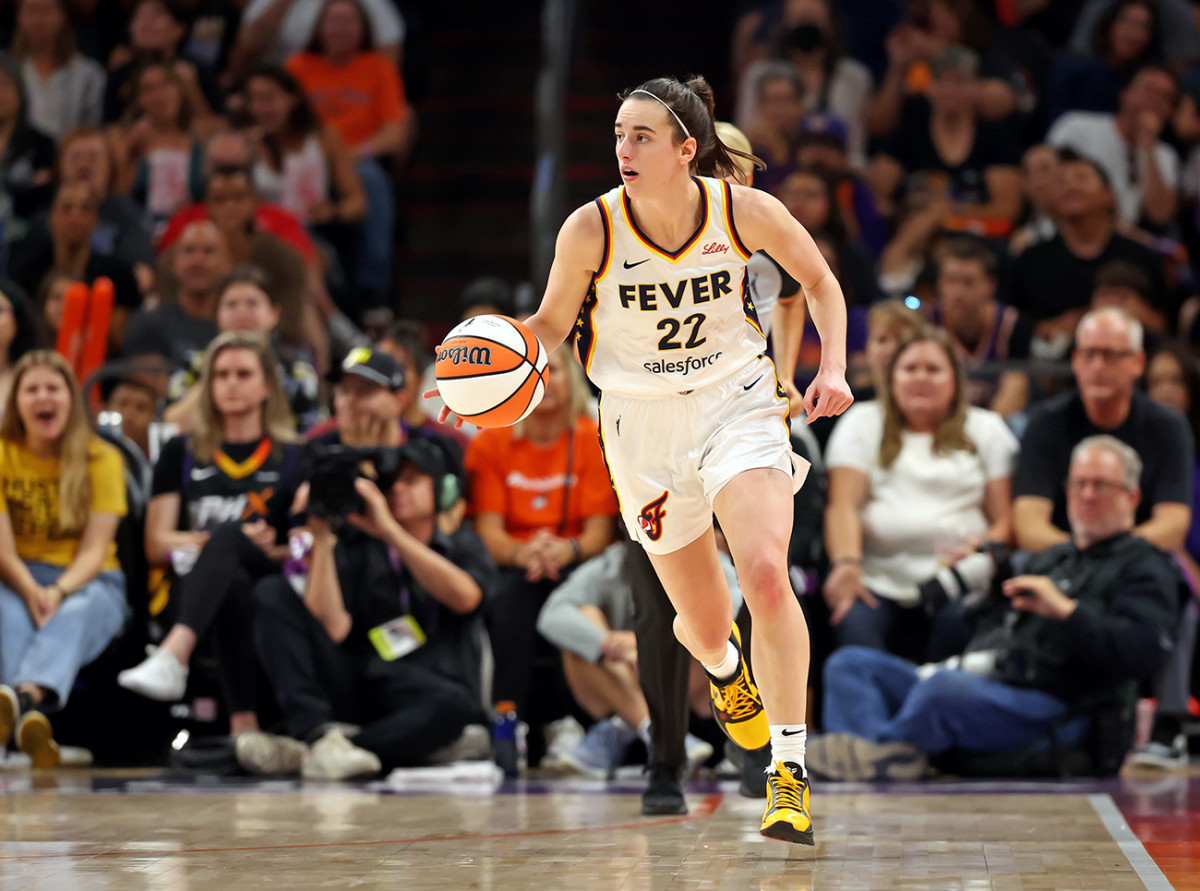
[432,75,853,845]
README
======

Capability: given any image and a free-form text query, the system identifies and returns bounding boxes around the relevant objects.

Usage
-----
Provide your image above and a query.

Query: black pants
[176,523,279,714]
[253,576,483,769]
[626,538,693,771]
[484,567,572,724]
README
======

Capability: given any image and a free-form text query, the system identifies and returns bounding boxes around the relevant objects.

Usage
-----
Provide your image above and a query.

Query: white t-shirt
[241,0,405,64]
[825,401,1018,605]
[1047,112,1180,227]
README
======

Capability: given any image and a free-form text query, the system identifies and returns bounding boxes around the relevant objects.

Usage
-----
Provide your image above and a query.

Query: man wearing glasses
[1013,307,1192,553]
[1012,306,1194,769]
[805,435,1181,781]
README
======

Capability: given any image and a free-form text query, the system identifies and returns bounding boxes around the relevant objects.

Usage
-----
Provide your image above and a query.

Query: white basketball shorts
[598,354,811,555]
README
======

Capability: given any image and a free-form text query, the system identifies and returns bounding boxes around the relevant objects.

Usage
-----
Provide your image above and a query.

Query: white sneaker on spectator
[1128,734,1189,770]
[541,716,586,770]
[0,686,16,747]
[428,724,492,764]
[684,734,714,774]
[302,728,381,781]
[558,718,636,779]
[117,647,188,701]
[236,731,308,776]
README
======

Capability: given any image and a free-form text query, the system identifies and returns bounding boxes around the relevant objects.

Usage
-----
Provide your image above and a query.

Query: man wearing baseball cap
[306,346,465,504]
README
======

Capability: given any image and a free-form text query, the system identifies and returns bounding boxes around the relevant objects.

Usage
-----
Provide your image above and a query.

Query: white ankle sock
[770,724,807,774]
[702,641,739,684]
[636,717,652,746]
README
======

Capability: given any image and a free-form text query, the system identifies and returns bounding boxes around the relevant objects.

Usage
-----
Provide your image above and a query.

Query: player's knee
[673,614,729,657]
[739,556,794,615]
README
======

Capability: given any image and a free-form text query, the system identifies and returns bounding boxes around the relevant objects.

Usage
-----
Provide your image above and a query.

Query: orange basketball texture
[435,315,549,427]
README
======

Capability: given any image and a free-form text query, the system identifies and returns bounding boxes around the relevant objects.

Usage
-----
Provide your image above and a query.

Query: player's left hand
[802,366,853,424]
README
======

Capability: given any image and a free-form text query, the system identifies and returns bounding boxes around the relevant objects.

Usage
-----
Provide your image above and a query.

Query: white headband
[630,89,691,139]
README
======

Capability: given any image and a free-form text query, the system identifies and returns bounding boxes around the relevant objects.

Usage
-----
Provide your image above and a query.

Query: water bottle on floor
[493,701,519,779]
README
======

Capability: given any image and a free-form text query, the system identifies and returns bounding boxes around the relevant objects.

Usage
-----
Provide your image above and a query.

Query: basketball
[435,314,549,427]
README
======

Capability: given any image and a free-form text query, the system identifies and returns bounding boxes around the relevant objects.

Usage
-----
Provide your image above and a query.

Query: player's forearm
[803,274,848,371]
[524,311,574,356]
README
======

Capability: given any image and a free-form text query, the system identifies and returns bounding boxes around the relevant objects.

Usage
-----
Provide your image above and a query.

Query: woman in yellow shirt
[0,350,129,767]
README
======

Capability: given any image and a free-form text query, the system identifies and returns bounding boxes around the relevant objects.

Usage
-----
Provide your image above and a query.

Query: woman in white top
[245,65,365,229]
[823,327,1016,658]
[115,61,204,236]
[11,0,104,140]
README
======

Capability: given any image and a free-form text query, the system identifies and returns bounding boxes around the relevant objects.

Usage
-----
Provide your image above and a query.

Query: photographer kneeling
[808,435,1182,781]
[251,439,497,781]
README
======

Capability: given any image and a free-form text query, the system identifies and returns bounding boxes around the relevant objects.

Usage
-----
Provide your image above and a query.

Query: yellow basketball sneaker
[707,624,769,752]
[760,760,814,845]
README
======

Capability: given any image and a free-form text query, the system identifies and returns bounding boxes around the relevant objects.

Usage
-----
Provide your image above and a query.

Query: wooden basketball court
[0,769,1195,889]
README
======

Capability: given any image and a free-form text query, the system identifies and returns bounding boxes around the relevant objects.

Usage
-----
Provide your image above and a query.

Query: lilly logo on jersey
[702,242,729,256]
[638,490,669,542]
[438,345,492,366]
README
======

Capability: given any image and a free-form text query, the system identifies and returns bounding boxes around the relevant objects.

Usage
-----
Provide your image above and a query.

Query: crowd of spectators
[0,0,1197,783]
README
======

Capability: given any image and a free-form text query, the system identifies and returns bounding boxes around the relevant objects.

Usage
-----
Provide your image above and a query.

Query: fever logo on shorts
[637,490,669,542]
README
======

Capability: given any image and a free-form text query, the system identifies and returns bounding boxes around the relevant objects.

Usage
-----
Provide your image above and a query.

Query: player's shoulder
[723,179,784,231]
[562,200,608,238]
[724,179,773,209]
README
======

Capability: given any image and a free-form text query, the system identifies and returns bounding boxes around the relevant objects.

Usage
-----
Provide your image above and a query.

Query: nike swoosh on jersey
[190,466,220,481]
[622,259,650,269]
[743,376,763,391]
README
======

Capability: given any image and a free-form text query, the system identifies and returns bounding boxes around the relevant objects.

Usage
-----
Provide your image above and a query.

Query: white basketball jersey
[575,176,766,395]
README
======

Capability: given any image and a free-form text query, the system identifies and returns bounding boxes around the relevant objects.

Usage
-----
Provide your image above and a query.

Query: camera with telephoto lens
[307,444,405,524]
[916,541,1012,616]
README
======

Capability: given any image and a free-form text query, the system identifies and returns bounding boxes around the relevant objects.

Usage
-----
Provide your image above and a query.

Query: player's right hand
[421,387,466,429]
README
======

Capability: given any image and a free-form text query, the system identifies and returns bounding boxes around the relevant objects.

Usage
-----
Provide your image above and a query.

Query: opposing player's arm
[731,185,853,420]
[524,203,606,355]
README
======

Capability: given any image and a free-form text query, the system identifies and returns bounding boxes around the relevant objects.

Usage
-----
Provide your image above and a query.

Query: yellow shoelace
[770,768,803,811]
[716,674,760,721]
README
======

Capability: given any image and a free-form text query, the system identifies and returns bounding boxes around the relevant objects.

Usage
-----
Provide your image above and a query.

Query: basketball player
[433,76,852,844]
[631,121,810,817]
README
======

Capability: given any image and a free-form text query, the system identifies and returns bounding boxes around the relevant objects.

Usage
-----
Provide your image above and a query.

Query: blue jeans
[354,157,395,293]
[0,562,129,708]
[835,596,972,664]
[821,646,1088,754]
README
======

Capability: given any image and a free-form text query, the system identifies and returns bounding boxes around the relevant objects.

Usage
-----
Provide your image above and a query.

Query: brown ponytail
[621,75,764,182]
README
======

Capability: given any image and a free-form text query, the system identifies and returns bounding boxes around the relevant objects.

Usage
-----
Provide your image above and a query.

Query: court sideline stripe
[0,793,724,862]
[1088,793,1173,890]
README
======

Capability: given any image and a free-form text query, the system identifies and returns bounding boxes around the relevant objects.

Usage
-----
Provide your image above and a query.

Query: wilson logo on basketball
[438,345,493,366]
[637,490,669,542]
[702,242,729,255]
